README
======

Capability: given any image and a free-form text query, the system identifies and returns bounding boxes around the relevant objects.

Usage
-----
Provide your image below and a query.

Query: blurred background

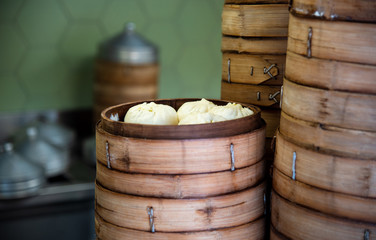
[0,0,224,239]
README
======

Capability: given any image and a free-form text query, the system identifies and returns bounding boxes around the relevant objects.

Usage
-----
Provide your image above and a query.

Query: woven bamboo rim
[288,13,376,65]
[95,213,265,240]
[222,53,285,85]
[285,51,376,94]
[96,121,265,174]
[290,0,376,22]
[221,81,281,108]
[95,181,265,232]
[274,130,376,198]
[96,159,265,198]
[279,111,376,159]
[222,4,289,37]
[282,77,376,132]
[273,168,376,223]
[271,192,376,240]
[222,36,287,54]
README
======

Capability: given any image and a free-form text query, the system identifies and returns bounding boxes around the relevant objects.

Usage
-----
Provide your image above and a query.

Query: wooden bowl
[101,98,262,139]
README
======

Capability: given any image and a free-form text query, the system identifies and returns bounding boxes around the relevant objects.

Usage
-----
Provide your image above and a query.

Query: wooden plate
[95,213,265,240]
[285,51,376,94]
[222,36,287,54]
[271,192,376,240]
[282,78,376,132]
[96,159,265,198]
[288,14,376,65]
[222,4,289,37]
[290,0,376,22]
[273,168,376,223]
[96,121,265,174]
[279,111,376,159]
[274,130,376,198]
[101,98,262,139]
[95,182,265,232]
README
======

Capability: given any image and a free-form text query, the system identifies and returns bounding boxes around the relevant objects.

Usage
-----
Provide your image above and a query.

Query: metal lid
[98,23,158,64]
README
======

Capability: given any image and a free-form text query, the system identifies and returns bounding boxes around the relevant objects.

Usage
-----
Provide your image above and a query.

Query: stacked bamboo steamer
[271,1,376,239]
[95,99,267,240]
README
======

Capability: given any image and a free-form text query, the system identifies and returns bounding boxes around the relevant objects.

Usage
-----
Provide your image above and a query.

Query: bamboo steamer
[290,0,376,22]
[260,108,280,138]
[96,182,265,232]
[285,51,376,94]
[222,81,281,108]
[222,36,287,55]
[95,213,265,240]
[96,159,265,198]
[273,168,376,223]
[287,14,376,65]
[281,78,376,132]
[222,53,285,85]
[274,130,376,198]
[270,225,288,240]
[222,4,289,37]
[271,192,376,240]
[279,111,376,159]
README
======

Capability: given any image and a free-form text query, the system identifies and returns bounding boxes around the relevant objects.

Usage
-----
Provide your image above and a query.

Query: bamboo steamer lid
[285,51,376,94]
[95,213,265,240]
[274,130,376,198]
[288,14,376,65]
[271,192,376,240]
[290,0,376,22]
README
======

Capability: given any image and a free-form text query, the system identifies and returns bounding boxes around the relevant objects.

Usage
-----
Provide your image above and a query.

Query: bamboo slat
[222,53,285,85]
[95,182,265,232]
[273,168,376,223]
[285,51,376,94]
[95,213,265,240]
[288,14,376,65]
[282,78,376,132]
[260,108,280,138]
[221,82,281,107]
[274,130,376,198]
[101,99,262,139]
[222,36,287,54]
[96,159,265,198]
[96,122,265,174]
[290,0,376,22]
[279,111,376,159]
[271,192,376,240]
[222,5,289,37]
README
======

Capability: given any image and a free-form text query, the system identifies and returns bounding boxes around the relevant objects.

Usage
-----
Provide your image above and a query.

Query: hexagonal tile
[177,0,219,43]
[60,23,104,66]
[17,0,68,45]
[0,24,27,73]
[0,0,24,21]
[102,0,147,36]
[62,0,107,20]
[141,0,181,20]
[0,73,26,111]
[143,21,182,67]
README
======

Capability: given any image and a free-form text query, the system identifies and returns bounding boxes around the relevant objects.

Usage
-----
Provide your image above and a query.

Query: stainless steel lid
[0,142,45,199]
[98,23,158,64]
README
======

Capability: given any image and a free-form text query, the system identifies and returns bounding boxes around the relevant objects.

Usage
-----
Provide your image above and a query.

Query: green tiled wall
[0,0,224,112]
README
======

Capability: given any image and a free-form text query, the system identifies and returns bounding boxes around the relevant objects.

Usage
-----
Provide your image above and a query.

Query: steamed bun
[178,112,226,125]
[177,98,216,121]
[124,102,178,125]
[209,103,253,120]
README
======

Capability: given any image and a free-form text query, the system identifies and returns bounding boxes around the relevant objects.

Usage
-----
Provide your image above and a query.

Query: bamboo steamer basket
[95,213,265,240]
[222,36,287,55]
[260,108,280,138]
[273,168,376,223]
[287,14,376,65]
[96,181,266,232]
[270,225,288,240]
[222,4,289,37]
[285,51,376,94]
[271,192,376,240]
[274,130,376,198]
[290,0,376,22]
[279,111,376,159]
[281,78,376,132]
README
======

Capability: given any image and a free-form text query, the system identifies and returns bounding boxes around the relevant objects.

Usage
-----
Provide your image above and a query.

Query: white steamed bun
[124,102,178,125]
[209,103,253,120]
[178,112,226,125]
[177,98,216,121]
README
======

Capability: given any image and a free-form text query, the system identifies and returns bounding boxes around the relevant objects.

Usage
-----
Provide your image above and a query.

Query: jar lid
[98,23,158,64]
